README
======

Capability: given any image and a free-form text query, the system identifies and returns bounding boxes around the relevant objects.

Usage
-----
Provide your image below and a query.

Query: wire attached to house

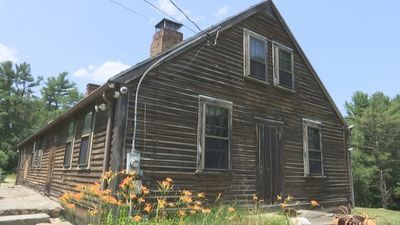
[168,0,202,32]
[108,0,149,20]
[132,27,223,155]
[143,0,197,34]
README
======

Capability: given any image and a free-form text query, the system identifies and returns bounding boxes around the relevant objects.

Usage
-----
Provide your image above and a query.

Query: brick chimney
[150,19,183,57]
[86,83,100,96]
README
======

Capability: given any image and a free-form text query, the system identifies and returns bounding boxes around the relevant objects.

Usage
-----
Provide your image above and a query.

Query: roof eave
[18,84,109,147]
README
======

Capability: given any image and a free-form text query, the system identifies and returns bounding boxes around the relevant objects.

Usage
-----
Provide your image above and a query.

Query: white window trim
[243,29,269,82]
[77,110,96,170]
[64,119,76,169]
[273,41,295,90]
[302,118,324,177]
[197,95,233,172]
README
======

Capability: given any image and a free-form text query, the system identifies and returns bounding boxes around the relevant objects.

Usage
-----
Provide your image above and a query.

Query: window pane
[206,105,228,137]
[250,37,265,62]
[68,120,75,139]
[279,49,292,72]
[309,151,322,161]
[250,60,266,80]
[83,111,93,135]
[35,137,43,150]
[279,70,293,88]
[205,137,228,169]
[78,136,90,166]
[308,127,321,150]
[63,142,72,167]
[309,160,322,174]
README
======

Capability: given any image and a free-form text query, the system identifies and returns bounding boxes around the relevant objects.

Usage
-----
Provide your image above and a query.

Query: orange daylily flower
[88,209,98,216]
[183,190,192,196]
[141,186,150,195]
[165,177,173,183]
[132,215,142,222]
[193,205,201,210]
[119,176,133,188]
[202,208,211,214]
[310,200,320,207]
[177,209,186,217]
[157,198,166,208]
[253,194,258,201]
[144,203,152,213]
[180,195,192,203]
[197,192,205,198]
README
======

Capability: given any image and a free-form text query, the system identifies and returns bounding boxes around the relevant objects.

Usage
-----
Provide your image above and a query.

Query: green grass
[354,207,400,225]
[94,208,292,225]
[0,172,15,187]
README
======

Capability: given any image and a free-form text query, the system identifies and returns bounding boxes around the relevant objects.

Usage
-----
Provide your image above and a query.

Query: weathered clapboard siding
[124,5,350,205]
[17,99,109,197]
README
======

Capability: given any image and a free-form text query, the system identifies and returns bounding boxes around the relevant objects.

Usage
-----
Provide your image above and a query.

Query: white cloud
[0,43,18,62]
[157,0,204,23]
[73,61,130,83]
[214,6,229,19]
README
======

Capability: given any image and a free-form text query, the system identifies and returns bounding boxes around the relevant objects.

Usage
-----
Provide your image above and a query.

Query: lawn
[0,172,16,187]
[354,207,400,225]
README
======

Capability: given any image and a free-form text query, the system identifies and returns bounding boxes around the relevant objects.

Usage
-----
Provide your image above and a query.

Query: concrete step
[0,213,50,225]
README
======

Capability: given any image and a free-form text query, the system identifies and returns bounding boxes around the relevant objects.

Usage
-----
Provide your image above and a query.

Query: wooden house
[16,0,352,208]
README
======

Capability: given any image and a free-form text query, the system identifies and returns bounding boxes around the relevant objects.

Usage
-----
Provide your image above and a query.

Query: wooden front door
[256,119,283,204]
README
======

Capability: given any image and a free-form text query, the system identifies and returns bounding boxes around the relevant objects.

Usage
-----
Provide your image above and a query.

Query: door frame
[255,117,284,204]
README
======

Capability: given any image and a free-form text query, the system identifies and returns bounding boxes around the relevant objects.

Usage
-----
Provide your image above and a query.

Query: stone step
[0,213,50,225]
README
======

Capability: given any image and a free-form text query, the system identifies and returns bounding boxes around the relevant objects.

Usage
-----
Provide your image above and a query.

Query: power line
[168,0,202,32]
[142,0,197,34]
[108,0,149,21]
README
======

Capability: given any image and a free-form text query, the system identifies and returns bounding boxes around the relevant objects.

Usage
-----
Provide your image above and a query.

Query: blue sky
[1,0,400,115]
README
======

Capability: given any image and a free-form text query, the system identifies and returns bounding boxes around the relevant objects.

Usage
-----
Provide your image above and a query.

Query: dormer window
[244,29,268,82]
[273,43,294,89]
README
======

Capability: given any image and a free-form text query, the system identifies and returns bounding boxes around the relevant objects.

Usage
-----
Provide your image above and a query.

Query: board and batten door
[256,119,283,204]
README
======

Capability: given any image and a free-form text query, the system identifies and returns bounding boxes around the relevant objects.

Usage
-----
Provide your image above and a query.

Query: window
[32,137,43,169]
[273,43,294,89]
[63,119,75,168]
[303,119,323,176]
[244,29,268,81]
[78,111,94,168]
[197,96,232,171]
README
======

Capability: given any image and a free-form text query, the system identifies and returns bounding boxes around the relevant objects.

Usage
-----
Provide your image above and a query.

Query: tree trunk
[380,170,388,209]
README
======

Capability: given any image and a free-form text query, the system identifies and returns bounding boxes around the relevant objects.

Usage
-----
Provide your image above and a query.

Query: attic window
[244,29,268,82]
[303,119,324,176]
[197,96,232,171]
[273,43,294,89]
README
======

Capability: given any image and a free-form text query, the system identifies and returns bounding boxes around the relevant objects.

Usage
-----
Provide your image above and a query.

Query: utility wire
[143,0,197,34]
[168,0,202,32]
[109,0,149,20]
